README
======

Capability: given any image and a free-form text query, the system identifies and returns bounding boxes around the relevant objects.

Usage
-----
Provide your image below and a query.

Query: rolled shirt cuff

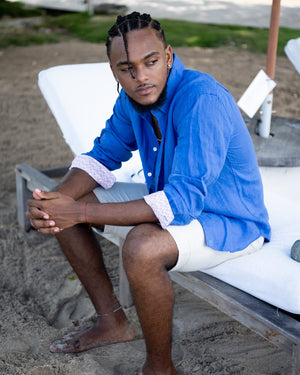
[144,190,174,229]
[70,154,116,189]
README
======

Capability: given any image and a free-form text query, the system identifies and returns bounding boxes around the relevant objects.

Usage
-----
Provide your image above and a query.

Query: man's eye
[121,67,133,72]
[147,59,158,65]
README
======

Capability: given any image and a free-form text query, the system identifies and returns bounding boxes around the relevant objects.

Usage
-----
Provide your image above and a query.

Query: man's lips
[135,84,155,95]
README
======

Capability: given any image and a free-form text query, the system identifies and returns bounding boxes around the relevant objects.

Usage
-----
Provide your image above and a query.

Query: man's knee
[122,224,158,270]
[122,224,178,275]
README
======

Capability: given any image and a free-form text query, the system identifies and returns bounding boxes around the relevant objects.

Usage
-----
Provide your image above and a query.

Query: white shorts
[94,182,264,272]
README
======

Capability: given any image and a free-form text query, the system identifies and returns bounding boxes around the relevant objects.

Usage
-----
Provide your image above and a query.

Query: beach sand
[0,40,299,374]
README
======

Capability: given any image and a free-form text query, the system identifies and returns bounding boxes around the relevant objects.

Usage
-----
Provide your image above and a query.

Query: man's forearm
[54,167,99,200]
[84,199,158,228]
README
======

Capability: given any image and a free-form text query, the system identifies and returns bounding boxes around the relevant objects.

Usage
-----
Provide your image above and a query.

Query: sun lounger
[285,37,300,75]
[15,62,300,373]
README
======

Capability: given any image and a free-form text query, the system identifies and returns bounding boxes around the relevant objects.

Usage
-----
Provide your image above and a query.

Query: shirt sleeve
[144,191,174,229]
[85,90,138,171]
[70,154,115,189]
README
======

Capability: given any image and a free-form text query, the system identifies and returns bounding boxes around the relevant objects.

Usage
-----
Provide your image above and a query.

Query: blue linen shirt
[85,54,271,252]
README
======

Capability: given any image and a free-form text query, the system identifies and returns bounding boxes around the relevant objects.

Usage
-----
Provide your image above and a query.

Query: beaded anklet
[95,305,122,318]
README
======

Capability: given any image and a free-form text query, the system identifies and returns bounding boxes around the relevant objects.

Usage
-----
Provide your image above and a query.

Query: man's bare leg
[123,224,179,375]
[50,195,135,353]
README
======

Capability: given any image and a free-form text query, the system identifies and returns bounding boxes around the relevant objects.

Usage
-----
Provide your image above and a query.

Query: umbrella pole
[259,0,281,138]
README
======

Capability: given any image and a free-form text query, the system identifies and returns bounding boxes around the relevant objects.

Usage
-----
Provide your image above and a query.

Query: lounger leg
[118,238,134,308]
[15,164,59,231]
[15,169,32,231]
[292,344,300,375]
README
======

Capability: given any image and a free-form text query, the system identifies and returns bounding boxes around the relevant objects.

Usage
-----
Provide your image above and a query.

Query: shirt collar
[150,53,185,116]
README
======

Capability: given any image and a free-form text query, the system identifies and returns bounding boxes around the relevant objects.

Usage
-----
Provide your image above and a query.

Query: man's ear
[165,45,173,67]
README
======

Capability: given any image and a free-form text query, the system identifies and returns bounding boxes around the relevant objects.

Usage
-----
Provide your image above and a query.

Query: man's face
[109,28,173,107]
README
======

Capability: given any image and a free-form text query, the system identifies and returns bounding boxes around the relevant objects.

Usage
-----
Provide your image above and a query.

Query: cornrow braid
[106,11,166,67]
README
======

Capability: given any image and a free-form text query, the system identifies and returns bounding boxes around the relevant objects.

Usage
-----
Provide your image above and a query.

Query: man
[27,12,271,375]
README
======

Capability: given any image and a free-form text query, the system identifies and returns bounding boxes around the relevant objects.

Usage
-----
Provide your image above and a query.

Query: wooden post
[259,0,281,138]
[265,0,281,81]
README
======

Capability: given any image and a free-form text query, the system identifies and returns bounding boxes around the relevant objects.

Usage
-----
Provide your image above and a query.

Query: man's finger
[30,218,55,227]
[33,188,43,200]
[29,218,60,232]
[26,206,49,220]
[33,189,61,200]
[38,226,62,234]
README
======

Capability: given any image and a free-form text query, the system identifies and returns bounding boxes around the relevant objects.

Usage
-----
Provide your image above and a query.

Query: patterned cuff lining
[70,154,116,189]
[144,191,174,229]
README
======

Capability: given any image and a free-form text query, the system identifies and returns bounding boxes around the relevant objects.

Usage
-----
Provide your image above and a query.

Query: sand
[1,40,299,375]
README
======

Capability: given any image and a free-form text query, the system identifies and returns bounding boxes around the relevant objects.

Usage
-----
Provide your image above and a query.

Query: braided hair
[106,12,166,64]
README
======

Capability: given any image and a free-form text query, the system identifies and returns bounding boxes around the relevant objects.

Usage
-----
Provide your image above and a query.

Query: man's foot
[50,314,135,353]
[140,363,178,375]
[139,369,178,375]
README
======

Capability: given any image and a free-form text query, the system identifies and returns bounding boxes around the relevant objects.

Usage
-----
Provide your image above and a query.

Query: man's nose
[133,66,148,83]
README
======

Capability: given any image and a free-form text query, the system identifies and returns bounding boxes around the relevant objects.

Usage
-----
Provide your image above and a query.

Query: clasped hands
[26,189,83,234]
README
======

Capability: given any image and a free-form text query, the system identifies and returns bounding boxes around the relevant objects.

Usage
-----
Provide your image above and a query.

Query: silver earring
[167,64,171,68]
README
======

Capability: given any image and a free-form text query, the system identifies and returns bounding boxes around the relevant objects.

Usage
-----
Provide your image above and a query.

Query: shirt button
[153,147,158,152]
[147,172,152,177]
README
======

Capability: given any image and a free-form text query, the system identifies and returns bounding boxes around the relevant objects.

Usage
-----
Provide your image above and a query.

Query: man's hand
[26,168,98,234]
[26,189,84,234]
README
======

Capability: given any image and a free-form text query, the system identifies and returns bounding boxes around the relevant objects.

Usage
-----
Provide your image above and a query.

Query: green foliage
[0,2,299,55]
[45,13,115,44]
[160,19,298,55]
[0,0,43,18]
[0,32,60,48]
[46,13,299,56]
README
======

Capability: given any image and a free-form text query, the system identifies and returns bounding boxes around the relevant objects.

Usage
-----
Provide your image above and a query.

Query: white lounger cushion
[38,63,300,314]
[285,37,300,75]
[204,185,300,314]
[38,63,143,182]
